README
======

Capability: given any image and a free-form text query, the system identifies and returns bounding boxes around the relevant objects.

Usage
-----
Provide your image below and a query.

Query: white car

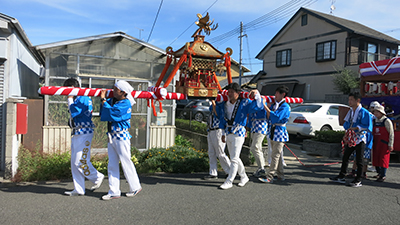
[286,103,349,136]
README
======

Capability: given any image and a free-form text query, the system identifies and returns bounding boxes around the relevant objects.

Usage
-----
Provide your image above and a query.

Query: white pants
[107,138,141,196]
[226,134,247,182]
[250,132,266,169]
[71,133,104,194]
[207,129,231,176]
[267,138,285,165]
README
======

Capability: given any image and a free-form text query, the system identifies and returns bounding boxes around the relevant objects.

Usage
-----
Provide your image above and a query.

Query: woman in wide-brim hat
[371,105,395,182]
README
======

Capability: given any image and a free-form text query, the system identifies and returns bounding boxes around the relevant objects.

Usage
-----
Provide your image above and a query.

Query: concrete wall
[3,98,23,178]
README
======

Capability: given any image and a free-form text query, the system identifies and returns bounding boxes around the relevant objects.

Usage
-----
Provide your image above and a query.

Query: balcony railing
[347,50,393,66]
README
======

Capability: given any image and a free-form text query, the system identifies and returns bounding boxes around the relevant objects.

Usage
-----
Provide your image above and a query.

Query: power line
[245,35,253,72]
[168,0,219,46]
[209,0,318,46]
[147,0,164,42]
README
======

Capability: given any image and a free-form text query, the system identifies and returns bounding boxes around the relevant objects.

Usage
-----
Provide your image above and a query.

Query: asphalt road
[1,144,400,225]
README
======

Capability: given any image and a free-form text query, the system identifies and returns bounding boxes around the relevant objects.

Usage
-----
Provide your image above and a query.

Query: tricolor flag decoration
[360,57,400,77]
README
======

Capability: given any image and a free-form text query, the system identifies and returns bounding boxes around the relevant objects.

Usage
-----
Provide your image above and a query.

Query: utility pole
[238,22,247,86]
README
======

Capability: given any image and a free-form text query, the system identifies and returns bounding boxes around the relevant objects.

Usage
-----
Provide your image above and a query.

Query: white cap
[369,101,380,109]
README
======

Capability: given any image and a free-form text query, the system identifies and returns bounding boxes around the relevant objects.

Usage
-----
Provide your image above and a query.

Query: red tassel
[151,99,157,117]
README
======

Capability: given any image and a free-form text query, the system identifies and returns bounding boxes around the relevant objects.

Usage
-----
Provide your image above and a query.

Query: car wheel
[194,112,204,122]
[320,125,332,132]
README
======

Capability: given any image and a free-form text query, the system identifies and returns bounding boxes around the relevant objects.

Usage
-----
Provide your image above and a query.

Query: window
[327,106,339,116]
[276,49,291,67]
[367,43,377,62]
[301,14,308,26]
[316,40,336,62]
[201,101,211,106]
[291,105,322,113]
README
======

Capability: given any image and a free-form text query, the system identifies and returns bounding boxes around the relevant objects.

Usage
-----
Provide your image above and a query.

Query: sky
[2,0,400,74]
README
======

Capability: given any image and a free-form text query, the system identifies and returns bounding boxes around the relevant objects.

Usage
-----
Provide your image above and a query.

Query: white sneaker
[90,174,104,191]
[238,176,249,187]
[219,181,233,190]
[102,194,121,201]
[64,190,83,196]
[126,188,142,197]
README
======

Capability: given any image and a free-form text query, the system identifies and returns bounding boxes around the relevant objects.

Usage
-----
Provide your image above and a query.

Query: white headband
[115,80,136,106]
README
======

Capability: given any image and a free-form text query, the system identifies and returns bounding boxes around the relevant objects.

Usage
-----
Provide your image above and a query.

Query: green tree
[331,66,359,94]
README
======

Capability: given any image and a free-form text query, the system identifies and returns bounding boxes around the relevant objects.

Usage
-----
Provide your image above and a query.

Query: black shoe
[348,179,362,187]
[202,175,218,180]
[376,176,386,182]
[329,176,346,184]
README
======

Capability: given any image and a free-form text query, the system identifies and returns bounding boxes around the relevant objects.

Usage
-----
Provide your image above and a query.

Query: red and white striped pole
[216,90,303,104]
[38,86,187,100]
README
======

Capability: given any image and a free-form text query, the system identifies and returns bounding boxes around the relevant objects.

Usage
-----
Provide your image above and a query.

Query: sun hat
[373,104,386,115]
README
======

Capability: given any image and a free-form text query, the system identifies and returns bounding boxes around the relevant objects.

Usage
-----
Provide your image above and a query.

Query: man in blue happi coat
[218,83,263,190]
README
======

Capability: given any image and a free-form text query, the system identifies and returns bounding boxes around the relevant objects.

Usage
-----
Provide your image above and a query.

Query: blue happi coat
[69,96,95,135]
[100,98,132,140]
[207,104,222,132]
[248,108,268,135]
[343,106,373,145]
[218,95,263,137]
[267,101,290,142]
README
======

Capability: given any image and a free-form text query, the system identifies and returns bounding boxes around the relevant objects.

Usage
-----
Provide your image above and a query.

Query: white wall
[7,33,41,98]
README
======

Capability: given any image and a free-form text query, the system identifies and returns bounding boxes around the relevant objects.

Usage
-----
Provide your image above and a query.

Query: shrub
[175,134,193,148]
[14,147,71,182]
[14,138,208,182]
[175,118,207,135]
[312,130,345,143]
[136,145,209,173]
[91,153,108,175]
[331,66,359,94]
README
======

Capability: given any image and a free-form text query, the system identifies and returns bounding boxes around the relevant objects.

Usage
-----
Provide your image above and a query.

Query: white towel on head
[115,80,136,106]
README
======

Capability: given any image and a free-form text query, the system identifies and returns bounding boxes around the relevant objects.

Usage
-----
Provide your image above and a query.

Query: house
[255,7,400,102]
[0,13,45,178]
